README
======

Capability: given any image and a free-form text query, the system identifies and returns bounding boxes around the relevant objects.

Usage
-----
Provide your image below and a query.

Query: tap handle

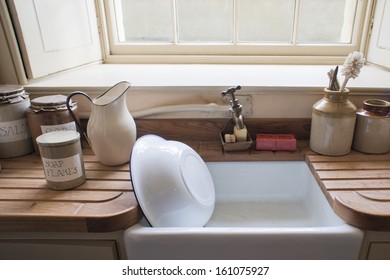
[221,85,241,107]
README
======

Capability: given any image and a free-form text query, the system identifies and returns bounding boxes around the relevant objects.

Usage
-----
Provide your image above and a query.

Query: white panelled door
[8,0,102,79]
[367,0,390,68]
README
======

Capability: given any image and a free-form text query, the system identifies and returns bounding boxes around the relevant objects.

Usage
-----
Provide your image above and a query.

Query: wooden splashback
[135,118,311,141]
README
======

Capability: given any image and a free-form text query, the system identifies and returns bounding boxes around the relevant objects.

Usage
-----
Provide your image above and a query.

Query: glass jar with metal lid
[352,99,390,154]
[0,85,33,158]
[26,94,80,154]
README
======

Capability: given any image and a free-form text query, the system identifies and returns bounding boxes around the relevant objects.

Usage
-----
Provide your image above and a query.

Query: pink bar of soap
[256,134,297,151]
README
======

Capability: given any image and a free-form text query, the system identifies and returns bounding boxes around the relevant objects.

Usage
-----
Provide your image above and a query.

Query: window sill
[24,63,390,119]
[25,63,390,92]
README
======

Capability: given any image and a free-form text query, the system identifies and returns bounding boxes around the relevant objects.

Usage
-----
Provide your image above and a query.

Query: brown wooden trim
[135,118,311,141]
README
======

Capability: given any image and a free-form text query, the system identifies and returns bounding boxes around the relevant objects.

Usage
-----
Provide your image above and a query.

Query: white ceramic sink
[124,161,363,259]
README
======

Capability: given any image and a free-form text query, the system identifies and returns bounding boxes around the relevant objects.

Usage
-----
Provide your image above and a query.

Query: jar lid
[363,99,390,116]
[36,131,80,147]
[30,94,76,112]
[0,85,28,104]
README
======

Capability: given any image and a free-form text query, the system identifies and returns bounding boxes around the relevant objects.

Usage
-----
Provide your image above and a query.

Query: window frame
[98,0,374,64]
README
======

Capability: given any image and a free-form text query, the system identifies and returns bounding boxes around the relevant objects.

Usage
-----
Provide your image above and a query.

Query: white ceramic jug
[66,81,136,166]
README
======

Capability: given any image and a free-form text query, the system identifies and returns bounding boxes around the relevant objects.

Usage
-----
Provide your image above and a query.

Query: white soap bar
[224,133,236,143]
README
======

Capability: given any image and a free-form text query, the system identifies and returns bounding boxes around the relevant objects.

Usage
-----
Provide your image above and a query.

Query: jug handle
[66,92,92,147]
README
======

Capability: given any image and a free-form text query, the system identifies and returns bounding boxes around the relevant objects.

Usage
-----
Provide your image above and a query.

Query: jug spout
[66,81,137,166]
[93,81,131,106]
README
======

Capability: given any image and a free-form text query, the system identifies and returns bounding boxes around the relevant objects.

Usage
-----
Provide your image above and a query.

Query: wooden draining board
[0,148,141,232]
[307,151,390,231]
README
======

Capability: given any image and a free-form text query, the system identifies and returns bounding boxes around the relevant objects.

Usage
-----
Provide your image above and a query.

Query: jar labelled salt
[26,95,80,155]
[0,85,33,158]
[36,130,86,190]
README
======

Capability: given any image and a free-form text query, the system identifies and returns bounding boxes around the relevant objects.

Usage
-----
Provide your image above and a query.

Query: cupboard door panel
[367,242,390,260]
[0,240,119,260]
[367,0,390,68]
[8,0,102,79]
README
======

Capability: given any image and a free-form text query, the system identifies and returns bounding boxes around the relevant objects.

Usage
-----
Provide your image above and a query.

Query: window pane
[116,0,173,42]
[297,0,357,44]
[237,0,295,43]
[176,0,233,43]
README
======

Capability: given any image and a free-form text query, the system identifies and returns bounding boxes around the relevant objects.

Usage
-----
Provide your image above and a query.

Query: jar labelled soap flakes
[37,130,86,190]
[27,94,80,154]
[0,85,33,158]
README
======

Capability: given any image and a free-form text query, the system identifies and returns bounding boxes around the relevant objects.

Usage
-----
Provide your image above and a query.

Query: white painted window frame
[99,0,373,65]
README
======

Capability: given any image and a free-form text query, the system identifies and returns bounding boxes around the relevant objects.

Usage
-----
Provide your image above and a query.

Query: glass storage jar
[0,85,33,158]
[26,94,79,154]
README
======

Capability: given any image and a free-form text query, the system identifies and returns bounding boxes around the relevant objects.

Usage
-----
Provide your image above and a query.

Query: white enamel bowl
[130,135,215,227]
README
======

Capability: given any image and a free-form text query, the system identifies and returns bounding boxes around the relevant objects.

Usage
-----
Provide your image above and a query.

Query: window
[102,0,369,63]
[4,0,389,82]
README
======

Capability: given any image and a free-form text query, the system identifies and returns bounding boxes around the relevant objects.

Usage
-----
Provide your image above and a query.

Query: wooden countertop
[0,147,141,232]
[1,134,389,232]
[306,151,390,231]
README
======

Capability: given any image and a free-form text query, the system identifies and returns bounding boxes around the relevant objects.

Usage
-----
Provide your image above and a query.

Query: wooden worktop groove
[306,151,390,231]
[0,149,141,232]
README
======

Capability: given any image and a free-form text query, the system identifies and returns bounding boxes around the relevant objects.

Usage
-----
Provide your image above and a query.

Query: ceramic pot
[310,88,357,156]
[352,99,390,154]
[0,85,33,158]
[26,94,80,155]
